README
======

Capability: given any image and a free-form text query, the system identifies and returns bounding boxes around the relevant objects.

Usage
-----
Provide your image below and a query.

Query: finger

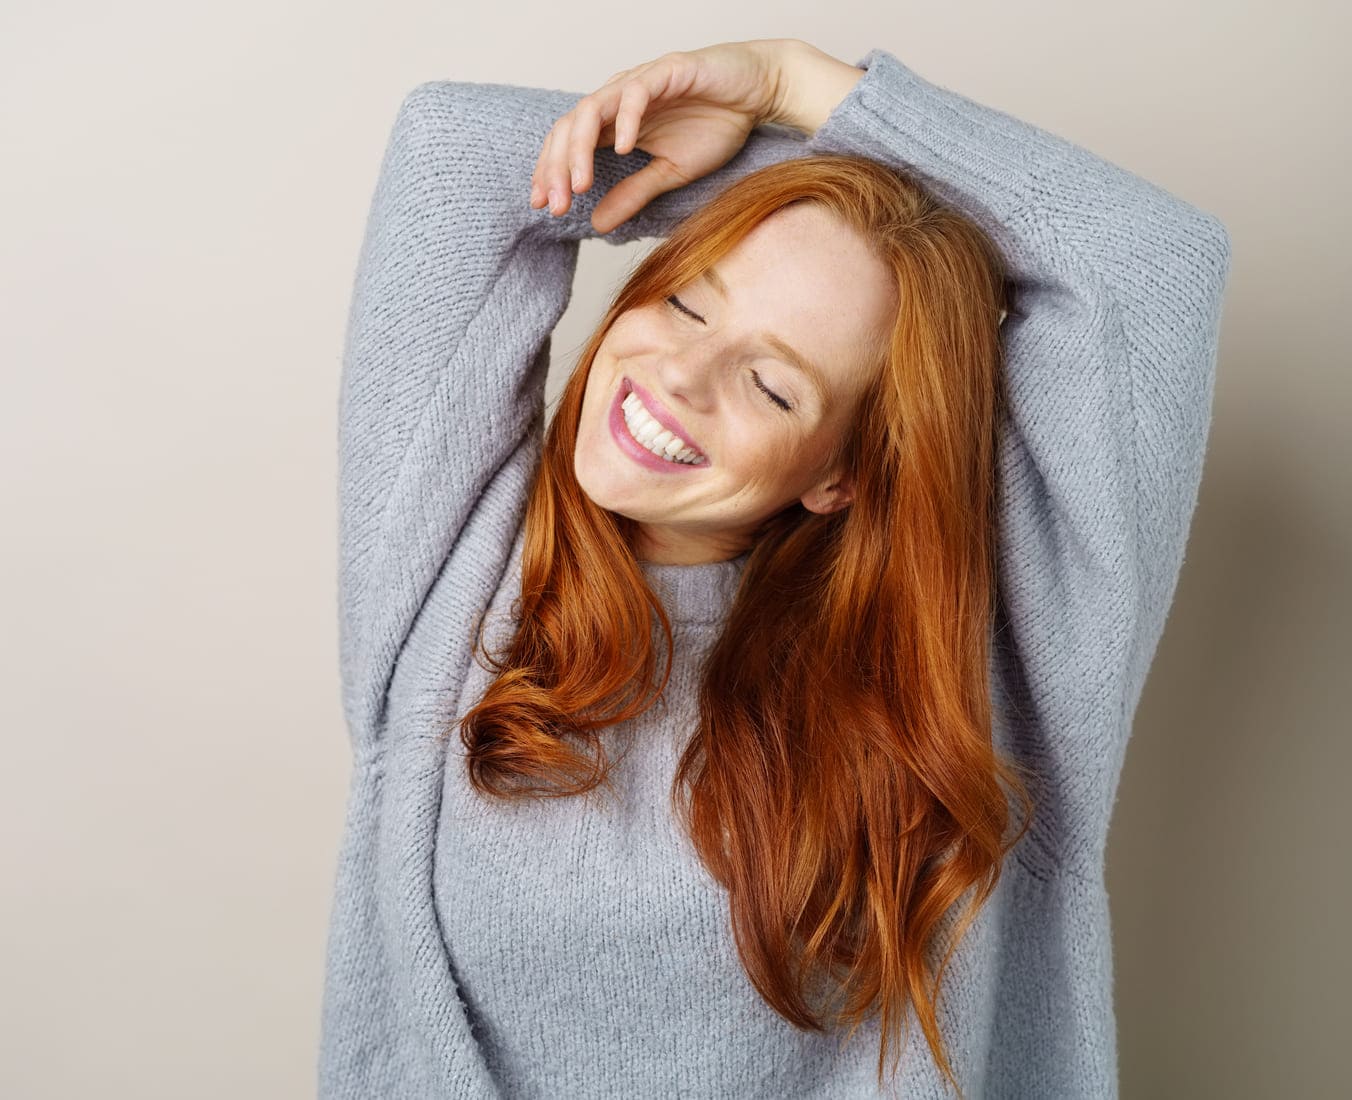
[566,94,605,195]
[560,68,656,205]
[566,73,647,198]
[529,126,556,209]
[612,79,652,156]
[591,157,688,235]
[544,113,576,214]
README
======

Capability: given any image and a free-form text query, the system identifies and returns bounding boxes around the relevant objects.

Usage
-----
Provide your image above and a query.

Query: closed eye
[663,295,794,413]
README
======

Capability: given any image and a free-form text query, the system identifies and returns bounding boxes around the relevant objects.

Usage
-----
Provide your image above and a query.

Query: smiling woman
[572,196,898,565]
[321,39,1232,1100]
[462,146,1027,1096]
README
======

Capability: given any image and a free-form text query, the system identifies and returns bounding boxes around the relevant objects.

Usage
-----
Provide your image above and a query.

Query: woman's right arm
[336,77,809,757]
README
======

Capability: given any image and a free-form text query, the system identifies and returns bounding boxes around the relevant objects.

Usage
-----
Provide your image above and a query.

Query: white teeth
[621,391,706,464]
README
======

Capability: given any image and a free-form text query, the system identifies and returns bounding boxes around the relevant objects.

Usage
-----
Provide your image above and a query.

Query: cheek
[770,421,839,484]
[581,360,618,417]
[725,422,808,480]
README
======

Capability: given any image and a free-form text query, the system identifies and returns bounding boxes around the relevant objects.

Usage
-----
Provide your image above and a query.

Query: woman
[320,39,1231,1099]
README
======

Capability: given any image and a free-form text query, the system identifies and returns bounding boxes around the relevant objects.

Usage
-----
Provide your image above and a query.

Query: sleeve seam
[1020,203,1140,572]
[1007,203,1140,880]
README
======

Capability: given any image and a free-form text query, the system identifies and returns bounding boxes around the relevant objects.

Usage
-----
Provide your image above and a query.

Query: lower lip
[608,381,707,474]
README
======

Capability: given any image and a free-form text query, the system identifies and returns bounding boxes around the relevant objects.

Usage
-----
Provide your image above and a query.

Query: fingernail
[530,181,542,206]
[570,167,582,191]
[548,187,562,213]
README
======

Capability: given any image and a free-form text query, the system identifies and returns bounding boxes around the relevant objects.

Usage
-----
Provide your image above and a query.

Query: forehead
[709,205,895,399]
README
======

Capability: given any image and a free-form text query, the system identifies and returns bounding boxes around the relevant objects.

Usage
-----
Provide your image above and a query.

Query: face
[572,202,898,565]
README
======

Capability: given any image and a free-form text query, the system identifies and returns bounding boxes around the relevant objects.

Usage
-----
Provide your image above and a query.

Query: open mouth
[609,377,710,470]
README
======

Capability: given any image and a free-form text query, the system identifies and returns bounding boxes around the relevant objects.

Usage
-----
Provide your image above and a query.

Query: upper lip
[623,377,707,458]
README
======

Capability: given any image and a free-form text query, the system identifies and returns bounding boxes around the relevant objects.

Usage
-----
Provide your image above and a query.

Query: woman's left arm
[780,41,1231,310]
[783,44,1232,874]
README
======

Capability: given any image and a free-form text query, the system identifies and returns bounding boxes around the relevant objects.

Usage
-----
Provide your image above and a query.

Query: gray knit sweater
[320,47,1232,1099]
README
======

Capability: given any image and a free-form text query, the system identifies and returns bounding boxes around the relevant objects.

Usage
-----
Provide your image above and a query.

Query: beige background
[3,2,1346,1096]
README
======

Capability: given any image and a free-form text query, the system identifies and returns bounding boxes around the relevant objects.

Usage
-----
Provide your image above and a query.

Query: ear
[800,469,854,516]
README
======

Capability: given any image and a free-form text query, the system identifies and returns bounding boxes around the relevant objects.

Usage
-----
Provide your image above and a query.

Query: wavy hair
[449,153,1035,1098]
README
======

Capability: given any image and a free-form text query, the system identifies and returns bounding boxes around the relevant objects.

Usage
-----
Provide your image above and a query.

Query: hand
[529,39,796,235]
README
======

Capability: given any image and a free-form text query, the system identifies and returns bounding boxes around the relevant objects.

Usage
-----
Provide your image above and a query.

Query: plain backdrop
[2,2,1346,1096]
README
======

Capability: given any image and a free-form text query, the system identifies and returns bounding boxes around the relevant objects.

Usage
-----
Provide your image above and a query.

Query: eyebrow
[702,266,828,404]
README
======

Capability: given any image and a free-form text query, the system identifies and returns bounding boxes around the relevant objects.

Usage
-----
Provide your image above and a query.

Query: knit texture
[320,48,1232,1098]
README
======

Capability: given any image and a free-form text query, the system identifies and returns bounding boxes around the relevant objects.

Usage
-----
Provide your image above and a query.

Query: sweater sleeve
[336,77,814,754]
[803,49,1233,870]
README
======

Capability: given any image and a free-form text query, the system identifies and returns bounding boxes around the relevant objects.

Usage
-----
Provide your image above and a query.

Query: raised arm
[792,45,1232,872]
[336,76,812,755]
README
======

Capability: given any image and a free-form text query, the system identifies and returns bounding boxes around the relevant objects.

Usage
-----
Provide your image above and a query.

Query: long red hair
[450,153,1034,1097]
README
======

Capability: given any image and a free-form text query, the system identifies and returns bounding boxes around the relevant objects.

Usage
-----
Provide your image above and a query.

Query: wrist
[764,40,864,136]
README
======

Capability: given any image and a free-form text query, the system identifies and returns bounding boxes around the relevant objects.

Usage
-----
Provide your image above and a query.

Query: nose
[654,337,721,414]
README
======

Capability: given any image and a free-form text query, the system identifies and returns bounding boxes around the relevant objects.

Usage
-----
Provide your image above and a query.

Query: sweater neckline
[638,550,751,625]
